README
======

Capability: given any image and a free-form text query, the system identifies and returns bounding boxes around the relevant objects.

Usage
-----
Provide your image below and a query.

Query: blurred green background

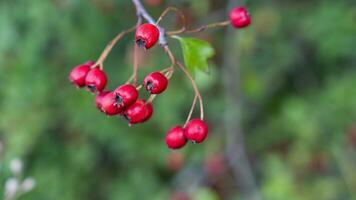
[0,0,356,200]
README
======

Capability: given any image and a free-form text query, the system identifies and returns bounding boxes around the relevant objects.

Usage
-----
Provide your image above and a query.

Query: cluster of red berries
[165,119,208,149]
[69,5,251,150]
[69,59,169,124]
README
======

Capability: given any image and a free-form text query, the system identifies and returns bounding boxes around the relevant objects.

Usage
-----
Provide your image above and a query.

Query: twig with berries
[68,0,251,149]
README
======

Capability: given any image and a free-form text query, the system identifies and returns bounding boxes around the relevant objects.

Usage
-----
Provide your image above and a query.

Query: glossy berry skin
[143,72,168,94]
[165,126,187,149]
[85,68,107,93]
[95,92,122,116]
[142,102,153,122]
[135,23,160,49]
[229,7,251,28]
[124,99,153,124]
[113,84,139,108]
[69,61,94,87]
[184,119,208,143]
[95,91,110,110]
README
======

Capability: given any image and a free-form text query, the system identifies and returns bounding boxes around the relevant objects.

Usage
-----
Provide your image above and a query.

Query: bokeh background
[1,0,356,200]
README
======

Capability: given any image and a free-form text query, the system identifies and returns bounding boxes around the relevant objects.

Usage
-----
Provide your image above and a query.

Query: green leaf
[173,36,215,76]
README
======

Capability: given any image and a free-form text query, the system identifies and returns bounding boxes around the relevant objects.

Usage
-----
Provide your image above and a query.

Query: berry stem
[177,62,204,120]
[167,20,230,35]
[156,7,186,34]
[147,94,156,103]
[92,26,136,70]
[163,46,176,79]
[132,44,139,86]
[184,94,198,127]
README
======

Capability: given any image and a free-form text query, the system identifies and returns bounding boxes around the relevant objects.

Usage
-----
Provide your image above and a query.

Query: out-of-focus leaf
[173,36,215,76]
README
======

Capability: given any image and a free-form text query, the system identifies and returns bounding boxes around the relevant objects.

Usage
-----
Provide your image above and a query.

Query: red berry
[124,99,153,124]
[184,119,208,143]
[69,61,94,87]
[135,23,160,49]
[229,7,251,28]
[113,84,139,108]
[143,72,168,94]
[142,102,153,122]
[95,92,123,116]
[85,68,107,93]
[165,126,187,149]
[95,91,110,109]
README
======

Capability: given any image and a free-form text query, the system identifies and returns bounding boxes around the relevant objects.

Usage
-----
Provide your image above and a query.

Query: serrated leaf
[173,36,215,76]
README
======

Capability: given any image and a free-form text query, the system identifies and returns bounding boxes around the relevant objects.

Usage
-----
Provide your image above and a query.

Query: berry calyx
[184,119,208,143]
[124,99,153,124]
[229,7,251,28]
[113,84,139,108]
[135,23,160,49]
[143,72,168,94]
[85,68,107,93]
[95,91,123,116]
[165,126,187,149]
[69,61,94,87]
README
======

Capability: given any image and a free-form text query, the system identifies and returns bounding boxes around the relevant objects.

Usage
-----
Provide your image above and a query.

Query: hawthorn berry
[95,91,122,116]
[143,72,168,94]
[124,99,153,124]
[184,119,208,143]
[143,102,153,122]
[95,91,110,109]
[113,84,139,108]
[135,23,160,49]
[69,61,94,87]
[229,7,251,28]
[85,68,107,93]
[165,126,187,149]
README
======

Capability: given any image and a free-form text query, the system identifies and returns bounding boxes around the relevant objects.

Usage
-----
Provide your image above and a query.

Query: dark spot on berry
[115,95,123,106]
[136,38,146,48]
[87,85,97,92]
[146,81,154,91]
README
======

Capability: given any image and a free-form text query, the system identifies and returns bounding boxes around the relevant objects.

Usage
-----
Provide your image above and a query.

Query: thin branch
[156,7,186,35]
[177,62,204,120]
[132,44,139,85]
[92,26,136,69]
[167,20,230,35]
[184,95,198,127]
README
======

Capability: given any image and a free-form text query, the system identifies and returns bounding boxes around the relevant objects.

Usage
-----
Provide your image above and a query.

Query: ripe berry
[114,84,139,108]
[95,91,122,116]
[135,23,160,49]
[143,72,168,94]
[165,126,187,149]
[184,119,208,143]
[143,102,153,122]
[69,61,94,87]
[85,68,107,93]
[124,99,153,124]
[229,7,251,28]
[95,91,110,109]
